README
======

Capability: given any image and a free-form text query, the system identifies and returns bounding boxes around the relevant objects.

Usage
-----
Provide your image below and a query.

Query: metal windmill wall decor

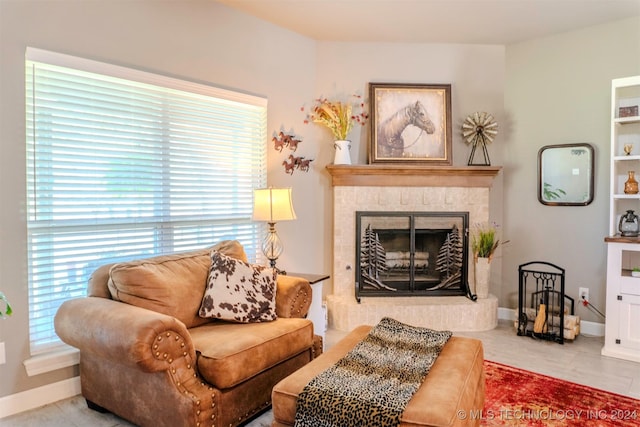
[462,112,498,166]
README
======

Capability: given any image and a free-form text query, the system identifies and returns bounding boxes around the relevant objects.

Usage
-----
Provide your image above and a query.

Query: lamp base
[268,258,287,275]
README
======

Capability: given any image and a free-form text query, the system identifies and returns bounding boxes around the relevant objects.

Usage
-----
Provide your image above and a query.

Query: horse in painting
[377,100,436,157]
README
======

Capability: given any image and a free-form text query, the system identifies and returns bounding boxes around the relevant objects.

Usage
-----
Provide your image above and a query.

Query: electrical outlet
[579,287,589,303]
[0,342,5,365]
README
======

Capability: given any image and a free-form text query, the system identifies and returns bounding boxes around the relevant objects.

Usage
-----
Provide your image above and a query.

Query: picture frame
[369,83,452,164]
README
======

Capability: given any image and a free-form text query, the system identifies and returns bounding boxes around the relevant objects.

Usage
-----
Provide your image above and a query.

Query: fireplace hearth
[356,211,471,301]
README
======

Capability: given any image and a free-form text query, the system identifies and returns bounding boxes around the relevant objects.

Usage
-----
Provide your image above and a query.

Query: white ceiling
[215,0,640,45]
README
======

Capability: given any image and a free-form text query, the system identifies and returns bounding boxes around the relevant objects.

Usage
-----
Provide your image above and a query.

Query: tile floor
[1,320,638,427]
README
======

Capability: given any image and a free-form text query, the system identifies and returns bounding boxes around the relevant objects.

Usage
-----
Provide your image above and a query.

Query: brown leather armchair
[55,241,321,427]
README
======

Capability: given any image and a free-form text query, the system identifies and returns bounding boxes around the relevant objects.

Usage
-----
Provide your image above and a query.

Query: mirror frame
[537,143,595,206]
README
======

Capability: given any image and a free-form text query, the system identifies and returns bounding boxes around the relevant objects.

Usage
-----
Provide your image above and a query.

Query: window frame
[25,48,267,363]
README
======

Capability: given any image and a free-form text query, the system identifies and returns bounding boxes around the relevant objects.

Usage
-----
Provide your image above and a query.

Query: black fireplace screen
[355,211,471,302]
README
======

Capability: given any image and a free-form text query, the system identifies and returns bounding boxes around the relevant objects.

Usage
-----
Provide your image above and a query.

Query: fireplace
[325,164,501,332]
[356,211,470,301]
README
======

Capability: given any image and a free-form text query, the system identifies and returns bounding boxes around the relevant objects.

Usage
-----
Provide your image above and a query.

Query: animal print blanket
[293,317,452,427]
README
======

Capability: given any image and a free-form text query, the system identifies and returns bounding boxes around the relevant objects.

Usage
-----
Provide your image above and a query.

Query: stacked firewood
[514,308,581,340]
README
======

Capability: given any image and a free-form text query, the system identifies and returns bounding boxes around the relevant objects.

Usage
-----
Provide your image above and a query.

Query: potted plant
[470,222,506,262]
[470,222,508,298]
[302,94,368,165]
[0,291,12,318]
[632,267,640,277]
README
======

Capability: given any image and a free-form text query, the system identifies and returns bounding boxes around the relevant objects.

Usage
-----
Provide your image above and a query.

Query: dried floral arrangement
[302,94,368,141]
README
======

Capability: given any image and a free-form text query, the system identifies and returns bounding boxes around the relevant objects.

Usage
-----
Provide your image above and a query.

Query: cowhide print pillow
[199,250,277,323]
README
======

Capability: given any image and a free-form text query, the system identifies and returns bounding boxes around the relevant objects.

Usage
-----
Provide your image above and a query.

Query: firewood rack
[517,261,575,344]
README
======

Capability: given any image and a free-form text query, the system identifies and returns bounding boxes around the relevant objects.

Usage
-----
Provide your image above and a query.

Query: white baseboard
[498,307,517,322]
[498,307,605,337]
[0,376,80,419]
[580,320,606,337]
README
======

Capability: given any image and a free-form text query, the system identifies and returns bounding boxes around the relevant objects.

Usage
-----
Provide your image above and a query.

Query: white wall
[503,16,640,322]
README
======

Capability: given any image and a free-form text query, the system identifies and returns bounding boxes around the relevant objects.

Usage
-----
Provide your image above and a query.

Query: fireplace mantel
[326,164,501,187]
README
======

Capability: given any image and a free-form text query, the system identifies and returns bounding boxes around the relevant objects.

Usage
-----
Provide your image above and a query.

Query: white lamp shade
[252,188,297,222]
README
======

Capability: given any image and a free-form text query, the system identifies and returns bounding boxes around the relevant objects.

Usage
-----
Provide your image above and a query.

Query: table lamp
[252,187,296,272]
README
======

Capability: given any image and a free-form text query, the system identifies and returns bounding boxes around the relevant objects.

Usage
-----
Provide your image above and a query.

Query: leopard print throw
[294,317,452,427]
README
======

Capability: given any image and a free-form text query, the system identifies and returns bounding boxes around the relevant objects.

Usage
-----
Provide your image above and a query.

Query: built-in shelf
[613,155,640,161]
[614,116,640,124]
[613,194,640,199]
[326,164,501,187]
[603,76,640,363]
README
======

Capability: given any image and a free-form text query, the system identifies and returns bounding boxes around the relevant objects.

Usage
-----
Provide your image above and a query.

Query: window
[25,48,267,355]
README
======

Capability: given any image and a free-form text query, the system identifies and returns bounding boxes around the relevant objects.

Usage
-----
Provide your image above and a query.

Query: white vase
[474,257,491,299]
[333,140,352,165]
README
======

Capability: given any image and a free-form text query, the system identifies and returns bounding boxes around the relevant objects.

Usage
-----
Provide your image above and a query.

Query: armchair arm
[275,275,312,318]
[55,297,196,373]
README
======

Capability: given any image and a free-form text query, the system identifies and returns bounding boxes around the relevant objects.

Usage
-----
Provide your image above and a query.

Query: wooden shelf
[605,235,640,244]
[325,164,502,187]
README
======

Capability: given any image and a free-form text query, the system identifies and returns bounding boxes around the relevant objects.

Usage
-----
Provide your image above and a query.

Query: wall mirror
[538,143,594,206]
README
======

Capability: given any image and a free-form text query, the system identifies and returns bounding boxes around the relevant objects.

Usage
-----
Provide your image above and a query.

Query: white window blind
[25,48,267,354]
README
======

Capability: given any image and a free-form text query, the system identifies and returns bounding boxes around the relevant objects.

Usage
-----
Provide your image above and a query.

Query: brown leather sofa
[55,240,320,427]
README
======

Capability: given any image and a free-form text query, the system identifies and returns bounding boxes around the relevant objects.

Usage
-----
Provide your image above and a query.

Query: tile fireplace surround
[325,164,502,332]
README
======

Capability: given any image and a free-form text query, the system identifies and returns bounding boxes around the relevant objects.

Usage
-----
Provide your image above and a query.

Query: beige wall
[0,0,317,398]
[300,41,506,300]
[503,16,640,322]
[0,0,638,401]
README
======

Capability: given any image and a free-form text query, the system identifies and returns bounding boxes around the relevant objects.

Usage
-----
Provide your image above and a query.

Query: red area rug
[482,360,639,426]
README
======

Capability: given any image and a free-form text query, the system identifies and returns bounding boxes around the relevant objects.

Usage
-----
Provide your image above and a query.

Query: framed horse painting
[369,83,452,165]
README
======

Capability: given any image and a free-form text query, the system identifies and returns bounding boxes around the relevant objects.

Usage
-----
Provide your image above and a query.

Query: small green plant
[543,182,566,200]
[471,222,508,261]
[633,267,640,272]
[0,291,12,318]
